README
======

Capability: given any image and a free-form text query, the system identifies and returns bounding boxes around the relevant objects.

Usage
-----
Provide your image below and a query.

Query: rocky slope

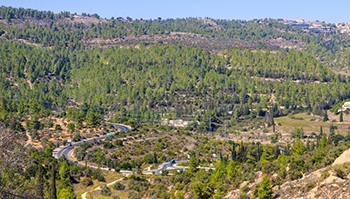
[226,148,350,199]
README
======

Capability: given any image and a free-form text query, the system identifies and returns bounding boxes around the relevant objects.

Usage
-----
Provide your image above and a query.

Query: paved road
[55,123,130,168]
[54,123,211,175]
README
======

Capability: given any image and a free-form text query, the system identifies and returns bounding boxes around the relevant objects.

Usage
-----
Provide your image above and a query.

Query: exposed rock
[332,149,350,166]
[274,149,350,198]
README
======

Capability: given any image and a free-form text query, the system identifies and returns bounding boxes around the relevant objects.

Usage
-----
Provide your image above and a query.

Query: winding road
[53,123,193,175]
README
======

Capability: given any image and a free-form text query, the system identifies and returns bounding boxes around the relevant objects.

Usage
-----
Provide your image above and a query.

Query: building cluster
[283,19,331,30]
[335,23,350,33]
[161,119,194,127]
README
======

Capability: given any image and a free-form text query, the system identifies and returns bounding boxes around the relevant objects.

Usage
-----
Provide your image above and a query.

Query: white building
[338,102,350,112]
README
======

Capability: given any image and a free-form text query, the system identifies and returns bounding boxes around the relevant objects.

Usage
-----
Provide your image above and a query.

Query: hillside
[3,5,350,199]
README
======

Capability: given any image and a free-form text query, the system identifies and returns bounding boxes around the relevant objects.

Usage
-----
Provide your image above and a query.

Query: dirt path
[25,130,33,146]
[81,178,122,199]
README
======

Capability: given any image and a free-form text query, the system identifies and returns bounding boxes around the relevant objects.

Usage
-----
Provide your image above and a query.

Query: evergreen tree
[257,175,273,199]
[290,140,306,158]
[50,161,57,199]
[340,111,343,122]
[36,164,44,199]
[318,134,328,150]
[188,155,199,173]
[153,152,158,164]
[323,110,328,122]
[328,125,335,145]
[260,146,274,164]
[231,142,236,161]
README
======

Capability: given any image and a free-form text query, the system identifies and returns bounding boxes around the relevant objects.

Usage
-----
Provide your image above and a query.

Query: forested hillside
[3,5,350,199]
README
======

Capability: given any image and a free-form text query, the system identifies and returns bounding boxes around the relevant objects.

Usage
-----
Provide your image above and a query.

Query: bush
[97,175,106,182]
[332,164,350,179]
[82,178,93,186]
[55,124,62,131]
[289,170,303,181]
[320,171,330,180]
[113,182,125,190]
[100,184,111,196]
[48,121,54,128]
[128,190,142,199]
[112,196,120,199]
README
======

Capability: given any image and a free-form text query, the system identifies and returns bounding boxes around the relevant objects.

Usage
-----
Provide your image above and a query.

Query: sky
[1,0,349,23]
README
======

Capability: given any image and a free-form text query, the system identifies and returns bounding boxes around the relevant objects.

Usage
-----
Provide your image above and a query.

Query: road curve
[53,123,208,175]
[55,123,130,164]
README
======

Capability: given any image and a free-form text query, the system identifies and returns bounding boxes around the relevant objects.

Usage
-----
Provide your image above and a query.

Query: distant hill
[1,6,350,128]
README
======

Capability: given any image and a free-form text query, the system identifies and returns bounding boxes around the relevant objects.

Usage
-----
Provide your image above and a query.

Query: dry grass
[274,112,350,135]
[74,172,124,198]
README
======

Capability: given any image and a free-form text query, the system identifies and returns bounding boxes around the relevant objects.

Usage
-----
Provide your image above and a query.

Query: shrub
[112,196,120,199]
[100,184,111,196]
[128,190,142,199]
[332,164,350,179]
[289,170,303,181]
[97,175,106,182]
[113,182,125,190]
[82,178,93,186]
[55,124,62,131]
[320,171,330,180]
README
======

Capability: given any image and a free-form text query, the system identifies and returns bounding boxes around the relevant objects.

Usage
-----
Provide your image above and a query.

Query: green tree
[257,175,273,199]
[36,164,44,199]
[188,155,199,173]
[260,146,274,165]
[231,142,236,161]
[323,110,328,122]
[67,123,75,131]
[290,140,306,158]
[318,134,328,149]
[50,161,57,199]
[59,161,70,180]
[58,187,76,199]
[340,111,343,122]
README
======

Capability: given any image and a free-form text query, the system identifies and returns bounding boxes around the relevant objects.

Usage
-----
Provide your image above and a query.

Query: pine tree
[318,134,328,150]
[257,175,273,199]
[50,161,57,199]
[188,155,199,173]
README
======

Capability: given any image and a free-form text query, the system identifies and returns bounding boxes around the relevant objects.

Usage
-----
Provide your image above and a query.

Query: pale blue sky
[1,0,348,23]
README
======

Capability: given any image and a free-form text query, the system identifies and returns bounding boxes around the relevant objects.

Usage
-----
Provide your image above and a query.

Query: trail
[81,178,122,199]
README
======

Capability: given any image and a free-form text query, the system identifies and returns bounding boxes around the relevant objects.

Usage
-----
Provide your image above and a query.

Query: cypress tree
[50,161,57,199]
[231,142,236,161]
[154,152,158,164]
[340,111,343,122]
[323,110,328,122]
[37,164,44,199]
